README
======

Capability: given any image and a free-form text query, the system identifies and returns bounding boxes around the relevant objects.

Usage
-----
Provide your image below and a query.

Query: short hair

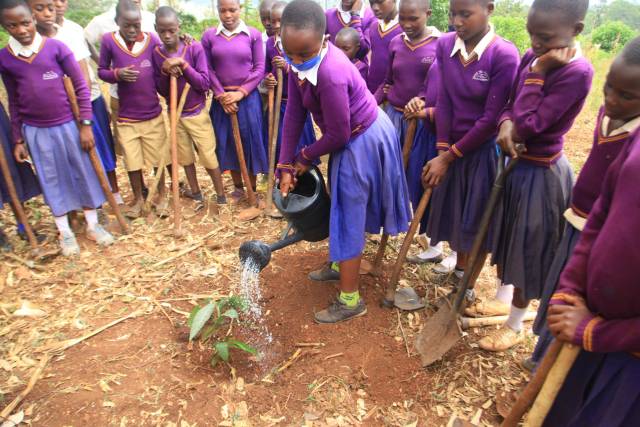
[281,0,326,37]
[621,36,640,66]
[0,0,30,14]
[336,27,360,45]
[116,0,140,20]
[259,0,276,13]
[272,0,287,12]
[530,0,589,23]
[400,0,431,10]
[155,5,178,21]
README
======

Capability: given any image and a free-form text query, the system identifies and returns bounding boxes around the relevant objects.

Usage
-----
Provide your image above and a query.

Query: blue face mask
[283,46,323,71]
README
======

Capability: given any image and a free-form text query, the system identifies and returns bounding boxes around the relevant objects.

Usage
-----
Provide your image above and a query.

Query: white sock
[54,215,72,234]
[495,283,514,305]
[113,192,124,205]
[84,209,99,231]
[505,305,528,332]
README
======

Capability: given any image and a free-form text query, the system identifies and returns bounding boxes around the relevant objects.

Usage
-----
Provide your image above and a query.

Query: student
[0,0,114,255]
[325,0,375,59]
[258,0,276,45]
[202,0,267,203]
[528,37,640,368]
[277,0,411,323]
[366,0,402,94]
[335,27,368,81]
[152,7,227,205]
[263,0,316,164]
[98,0,169,218]
[477,0,593,352]
[29,0,123,205]
[541,130,640,427]
[422,0,519,286]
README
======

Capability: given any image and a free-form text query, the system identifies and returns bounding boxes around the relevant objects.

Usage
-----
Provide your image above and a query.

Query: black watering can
[239,166,330,270]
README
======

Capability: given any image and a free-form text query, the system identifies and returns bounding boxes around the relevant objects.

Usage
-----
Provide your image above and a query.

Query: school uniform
[352,58,369,82]
[264,36,316,163]
[491,47,593,302]
[201,22,268,175]
[98,31,168,172]
[365,17,403,94]
[532,107,639,362]
[54,22,117,174]
[152,41,219,171]
[0,35,105,216]
[426,27,519,253]
[542,131,640,427]
[0,102,40,210]
[325,5,375,59]
[277,43,411,262]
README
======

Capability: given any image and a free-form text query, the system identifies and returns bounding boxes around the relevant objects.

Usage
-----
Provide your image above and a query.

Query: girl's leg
[206,167,227,203]
[478,287,528,352]
[84,208,114,246]
[183,164,202,198]
[54,213,80,256]
[315,254,367,324]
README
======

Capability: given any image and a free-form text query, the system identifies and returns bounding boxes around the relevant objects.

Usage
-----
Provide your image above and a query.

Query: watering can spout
[239,231,305,271]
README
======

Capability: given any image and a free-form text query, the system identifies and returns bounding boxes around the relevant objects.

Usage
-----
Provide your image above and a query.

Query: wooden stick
[63,77,129,234]
[401,119,417,169]
[525,344,580,427]
[0,135,38,249]
[461,311,536,330]
[230,113,257,206]
[0,354,49,419]
[501,339,563,427]
[169,76,181,235]
[266,69,284,213]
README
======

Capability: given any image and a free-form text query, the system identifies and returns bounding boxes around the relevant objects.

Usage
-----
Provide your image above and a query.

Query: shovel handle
[230,113,257,207]
[402,119,417,170]
[266,68,283,212]
[169,76,181,234]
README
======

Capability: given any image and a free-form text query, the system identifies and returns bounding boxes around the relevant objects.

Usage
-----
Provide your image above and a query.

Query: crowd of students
[0,0,638,423]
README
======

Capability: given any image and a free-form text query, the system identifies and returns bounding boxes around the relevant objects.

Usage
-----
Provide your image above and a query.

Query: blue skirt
[0,103,40,209]
[92,96,116,173]
[23,121,106,217]
[543,350,640,427]
[211,90,268,175]
[329,109,411,261]
[427,140,498,253]
[491,156,573,301]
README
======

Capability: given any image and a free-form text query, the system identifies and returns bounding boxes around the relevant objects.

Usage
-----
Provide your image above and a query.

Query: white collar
[403,26,441,42]
[114,31,148,55]
[9,32,43,58]
[217,20,250,37]
[339,3,366,24]
[379,16,399,32]
[291,45,328,87]
[450,24,495,61]
[601,114,640,137]
[531,42,583,69]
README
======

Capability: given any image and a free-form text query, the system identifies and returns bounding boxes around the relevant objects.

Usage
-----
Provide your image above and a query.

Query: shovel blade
[415,300,462,366]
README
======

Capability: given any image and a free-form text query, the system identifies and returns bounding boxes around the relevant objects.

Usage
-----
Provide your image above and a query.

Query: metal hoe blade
[415,298,462,366]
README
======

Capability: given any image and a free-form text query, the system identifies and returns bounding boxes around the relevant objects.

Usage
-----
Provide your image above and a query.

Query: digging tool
[371,119,418,277]
[415,151,520,366]
[63,77,130,234]
[0,135,38,250]
[461,311,536,330]
[230,113,258,208]
[524,343,580,427]
[266,69,284,218]
[381,187,433,309]
[169,76,183,237]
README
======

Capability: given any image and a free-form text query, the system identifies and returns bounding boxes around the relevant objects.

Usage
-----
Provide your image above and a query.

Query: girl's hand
[497,119,518,158]
[180,33,195,45]
[351,0,362,13]
[404,109,427,120]
[532,47,576,75]
[422,151,455,187]
[279,171,296,197]
[382,84,391,94]
[272,56,287,70]
[79,124,95,151]
[162,58,185,77]
[13,143,29,163]
[222,102,239,115]
[547,294,593,344]
[117,65,139,82]
[264,73,277,88]
[224,91,244,105]
[404,97,426,119]
[294,161,310,176]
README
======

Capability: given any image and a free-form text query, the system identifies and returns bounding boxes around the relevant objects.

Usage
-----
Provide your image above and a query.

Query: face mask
[284,44,323,71]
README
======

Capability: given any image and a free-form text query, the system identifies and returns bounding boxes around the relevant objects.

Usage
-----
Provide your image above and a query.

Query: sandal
[230,188,246,204]
[464,298,511,318]
[478,325,524,352]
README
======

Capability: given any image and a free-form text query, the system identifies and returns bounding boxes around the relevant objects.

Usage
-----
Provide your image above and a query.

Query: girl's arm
[238,31,266,97]
[2,73,24,144]
[182,44,212,93]
[434,43,452,151]
[277,75,308,167]
[373,47,394,105]
[201,31,225,97]
[423,64,439,127]
[447,47,519,158]
[97,37,118,84]
[60,45,92,121]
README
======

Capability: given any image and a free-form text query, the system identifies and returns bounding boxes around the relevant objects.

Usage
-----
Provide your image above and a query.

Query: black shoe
[308,262,340,282]
[0,230,12,252]
[314,299,367,324]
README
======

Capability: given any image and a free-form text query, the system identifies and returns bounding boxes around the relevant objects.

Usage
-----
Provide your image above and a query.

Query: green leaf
[227,339,258,355]
[189,302,215,341]
[201,324,217,341]
[214,341,230,361]
[187,306,201,327]
[222,308,239,320]
[210,355,220,368]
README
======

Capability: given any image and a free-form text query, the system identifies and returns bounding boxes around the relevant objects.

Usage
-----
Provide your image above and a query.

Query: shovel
[265,68,284,218]
[415,151,519,366]
[230,113,258,209]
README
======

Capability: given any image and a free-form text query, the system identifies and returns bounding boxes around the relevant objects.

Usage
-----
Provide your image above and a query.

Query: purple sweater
[501,49,593,166]
[365,20,403,94]
[265,36,290,101]
[550,130,640,354]
[435,32,519,156]
[0,37,91,143]
[570,107,634,218]
[374,34,438,109]
[325,7,375,58]
[98,32,161,122]
[353,58,368,82]
[278,44,378,167]
[421,63,440,134]
[201,26,265,98]
[152,41,210,117]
